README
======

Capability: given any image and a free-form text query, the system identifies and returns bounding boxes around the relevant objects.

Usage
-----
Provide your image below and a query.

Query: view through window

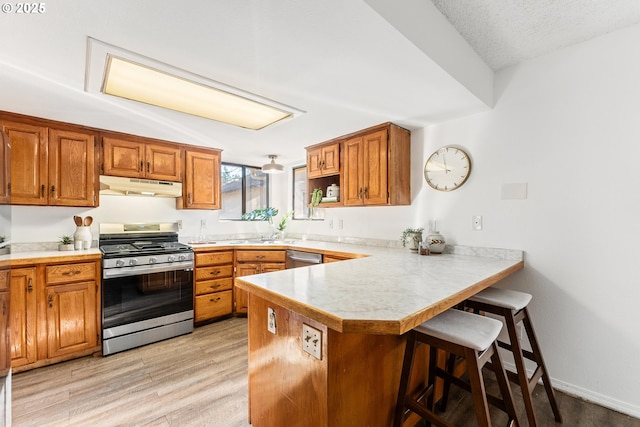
[220,163,269,220]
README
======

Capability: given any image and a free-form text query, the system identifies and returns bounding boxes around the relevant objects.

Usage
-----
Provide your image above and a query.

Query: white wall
[8,22,640,418]
[418,25,640,416]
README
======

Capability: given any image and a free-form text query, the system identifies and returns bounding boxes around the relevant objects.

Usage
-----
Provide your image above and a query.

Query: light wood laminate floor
[12,317,640,427]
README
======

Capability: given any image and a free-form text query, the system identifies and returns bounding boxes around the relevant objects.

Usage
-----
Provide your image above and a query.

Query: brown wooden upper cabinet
[307,142,340,178]
[0,118,97,207]
[343,123,410,206]
[0,131,11,205]
[102,136,182,182]
[177,148,222,210]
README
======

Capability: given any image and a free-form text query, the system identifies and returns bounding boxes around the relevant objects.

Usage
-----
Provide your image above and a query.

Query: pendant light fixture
[262,155,284,174]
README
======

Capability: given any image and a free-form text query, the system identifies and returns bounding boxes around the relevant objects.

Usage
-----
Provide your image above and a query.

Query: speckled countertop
[234,241,524,335]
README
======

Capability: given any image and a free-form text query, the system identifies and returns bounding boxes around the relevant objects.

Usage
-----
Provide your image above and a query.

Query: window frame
[220,162,270,220]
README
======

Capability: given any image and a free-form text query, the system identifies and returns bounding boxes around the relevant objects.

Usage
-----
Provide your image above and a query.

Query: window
[220,163,269,220]
[292,165,308,219]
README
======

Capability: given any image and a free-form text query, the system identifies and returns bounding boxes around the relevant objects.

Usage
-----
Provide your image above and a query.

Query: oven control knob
[178,254,187,261]
[116,260,125,267]
[149,257,157,264]
[129,259,138,266]
[167,255,176,262]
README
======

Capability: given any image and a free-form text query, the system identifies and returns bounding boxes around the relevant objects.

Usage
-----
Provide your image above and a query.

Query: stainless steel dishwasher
[286,249,323,268]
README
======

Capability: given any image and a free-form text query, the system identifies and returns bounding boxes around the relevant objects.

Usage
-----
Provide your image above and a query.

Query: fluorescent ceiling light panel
[102,55,295,130]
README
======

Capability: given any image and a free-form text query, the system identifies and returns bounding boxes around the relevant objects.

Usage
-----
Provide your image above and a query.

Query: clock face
[424,146,471,191]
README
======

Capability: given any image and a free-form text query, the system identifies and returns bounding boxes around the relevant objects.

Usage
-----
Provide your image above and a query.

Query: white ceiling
[0,1,638,167]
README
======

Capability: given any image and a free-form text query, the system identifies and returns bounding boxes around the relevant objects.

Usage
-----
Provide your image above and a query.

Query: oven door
[102,266,193,331]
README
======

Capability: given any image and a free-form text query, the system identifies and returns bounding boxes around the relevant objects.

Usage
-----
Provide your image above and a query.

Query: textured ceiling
[431,0,640,70]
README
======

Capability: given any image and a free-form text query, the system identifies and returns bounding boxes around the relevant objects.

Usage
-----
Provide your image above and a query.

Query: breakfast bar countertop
[235,242,524,336]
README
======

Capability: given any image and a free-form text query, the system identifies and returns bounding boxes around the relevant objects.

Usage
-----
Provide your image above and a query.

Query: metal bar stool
[465,287,562,427]
[393,309,520,427]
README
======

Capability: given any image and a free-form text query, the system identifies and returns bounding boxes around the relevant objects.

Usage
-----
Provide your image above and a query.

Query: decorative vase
[407,232,422,251]
[427,230,445,254]
[73,226,92,250]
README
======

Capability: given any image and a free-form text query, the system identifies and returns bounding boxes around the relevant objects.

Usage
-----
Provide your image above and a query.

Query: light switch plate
[267,307,277,334]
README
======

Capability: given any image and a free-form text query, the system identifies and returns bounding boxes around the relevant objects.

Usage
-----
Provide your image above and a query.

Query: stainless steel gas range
[99,223,194,356]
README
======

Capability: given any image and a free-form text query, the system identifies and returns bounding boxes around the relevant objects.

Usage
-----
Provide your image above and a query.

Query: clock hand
[442,153,449,174]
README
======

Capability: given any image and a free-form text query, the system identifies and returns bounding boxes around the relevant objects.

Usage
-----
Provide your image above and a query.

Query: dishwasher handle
[286,250,323,265]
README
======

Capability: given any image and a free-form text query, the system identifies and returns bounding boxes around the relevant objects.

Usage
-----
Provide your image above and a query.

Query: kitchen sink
[225,239,295,245]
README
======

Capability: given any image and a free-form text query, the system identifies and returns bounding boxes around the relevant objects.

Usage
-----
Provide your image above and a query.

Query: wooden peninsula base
[247,294,432,427]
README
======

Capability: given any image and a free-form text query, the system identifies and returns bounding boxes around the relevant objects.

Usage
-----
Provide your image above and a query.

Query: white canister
[326,184,340,199]
[73,226,92,250]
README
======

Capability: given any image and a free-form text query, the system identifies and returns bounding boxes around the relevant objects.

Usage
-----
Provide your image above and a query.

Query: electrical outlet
[267,307,277,334]
[302,324,322,360]
[177,220,183,230]
[338,219,343,229]
[472,215,483,231]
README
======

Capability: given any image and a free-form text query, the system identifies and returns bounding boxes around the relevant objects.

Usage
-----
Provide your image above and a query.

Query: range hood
[99,175,183,198]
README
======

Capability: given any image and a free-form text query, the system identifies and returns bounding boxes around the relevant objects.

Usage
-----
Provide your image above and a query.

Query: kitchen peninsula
[235,243,524,427]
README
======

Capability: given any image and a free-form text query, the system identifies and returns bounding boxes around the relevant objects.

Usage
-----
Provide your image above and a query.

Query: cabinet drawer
[46,262,96,285]
[195,290,233,322]
[195,251,233,266]
[195,278,233,296]
[0,269,8,291]
[236,250,285,263]
[195,265,233,281]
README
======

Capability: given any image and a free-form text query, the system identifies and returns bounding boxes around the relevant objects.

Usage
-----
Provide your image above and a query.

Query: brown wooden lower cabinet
[234,250,285,314]
[10,256,101,372]
[0,266,11,376]
[194,250,234,322]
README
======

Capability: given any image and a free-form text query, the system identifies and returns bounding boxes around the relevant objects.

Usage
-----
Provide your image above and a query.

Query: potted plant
[275,210,294,240]
[400,227,424,251]
[309,188,322,219]
[58,235,75,251]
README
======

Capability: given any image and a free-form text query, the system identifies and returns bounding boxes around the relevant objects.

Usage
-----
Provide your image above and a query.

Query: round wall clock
[424,146,471,191]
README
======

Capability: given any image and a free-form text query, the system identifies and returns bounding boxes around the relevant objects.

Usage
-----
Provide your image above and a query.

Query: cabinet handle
[51,185,56,198]
[209,270,221,276]
[187,193,192,205]
[209,284,221,290]
[7,182,11,194]
[364,187,368,199]
[2,300,5,316]
[62,270,81,276]
[147,161,150,173]
[358,187,363,199]
[41,184,45,198]
[256,255,265,259]
[48,294,53,308]
[209,296,221,303]
[139,160,144,172]
[27,278,33,292]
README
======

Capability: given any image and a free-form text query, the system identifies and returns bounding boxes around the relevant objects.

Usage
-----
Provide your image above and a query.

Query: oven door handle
[103,261,194,279]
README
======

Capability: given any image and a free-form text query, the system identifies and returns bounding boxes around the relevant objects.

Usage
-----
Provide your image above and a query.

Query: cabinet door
[45,281,97,358]
[343,136,364,206]
[195,290,233,322]
[307,146,323,178]
[362,129,388,205]
[0,131,10,204]
[102,137,144,178]
[2,121,48,205]
[146,143,182,181]
[307,143,340,178]
[181,149,221,209]
[0,291,8,375]
[235,263,261,314]
[10,267,37,367]
[320,143,340,175]
[49,129,97,207]
[261,263,285,273]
